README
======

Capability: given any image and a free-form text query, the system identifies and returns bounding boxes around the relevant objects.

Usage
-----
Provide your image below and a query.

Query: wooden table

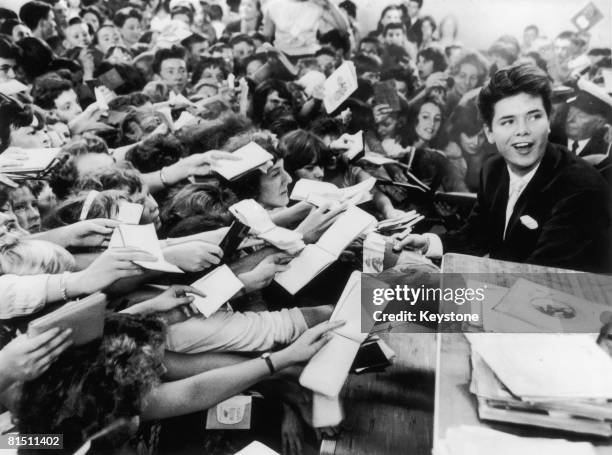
[435,253,612,453]
[321,323,437,455]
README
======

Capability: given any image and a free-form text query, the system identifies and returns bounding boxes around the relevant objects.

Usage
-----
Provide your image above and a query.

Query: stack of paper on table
[109,224,183,273]
[274,206,376,295]
[435,425,597,455]
[466,333,612,436]
[190,264,244,317]
[212,142,274,181]
[323,60,358,113]
[0,147,61,178]
[229,199,305,253]
[290,177,376,207]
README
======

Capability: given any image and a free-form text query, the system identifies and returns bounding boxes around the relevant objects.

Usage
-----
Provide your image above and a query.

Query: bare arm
[162,350,250,380]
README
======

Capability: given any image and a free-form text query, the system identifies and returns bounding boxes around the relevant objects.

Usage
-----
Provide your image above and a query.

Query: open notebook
[229,199,304,253]
[290,177,376,208]
[190,264,244,317]
[299,272,371,397]
[274,206,376,295]
[109,224,183,273]
[28,293,107,346]
[212,142,274,181]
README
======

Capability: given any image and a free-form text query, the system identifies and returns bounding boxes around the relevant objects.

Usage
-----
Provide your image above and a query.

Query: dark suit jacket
[440,142,612,273]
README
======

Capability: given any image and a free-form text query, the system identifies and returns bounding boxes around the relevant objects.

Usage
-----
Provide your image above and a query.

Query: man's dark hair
[208,4,223,21]
[75,163,143,196]
[0,7,18,21]
[229,33,253,48]
[359,36,381,55]
[524,24,538,34]
[478,64,552,127]
[66,16,85,27]
[0,19,23,38]
[418,46,447,73]
[181,32,208,51]
[383,22,406,37]
[152,44,186,75]
[0,35,20,60]
[352,53,381,76]
[279,129,325,177]
[319,29,350,55]
[409,0,423,8]
[79,6,103,23]
[338,0,356,19]
[19,1,52,31]
[191,56,228,84]
[315,46,335,58]
[31,72,74,109]
[112,7,141,28]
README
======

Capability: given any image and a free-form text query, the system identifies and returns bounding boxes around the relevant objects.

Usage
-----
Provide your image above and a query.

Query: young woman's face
[65,23,92,48]
[459,130,485,155]
[131,186,160,230]
[381,8,402,26]
[10,117,51,149]
[454,62,480,95]
[258,159,292,209]
[82,12,100,32]
[264,90,290,115]
[415,102,442,143]
[239,0,258,20]
[10,186,41,233]
[377,115,398,140]
[120,17,142,45]
[421,20,434,39]
[54,89,83,123]
[96,26,123,53]
[295,159,324,181]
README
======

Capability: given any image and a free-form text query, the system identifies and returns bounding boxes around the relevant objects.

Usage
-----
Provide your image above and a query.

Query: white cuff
[422,233,443,258]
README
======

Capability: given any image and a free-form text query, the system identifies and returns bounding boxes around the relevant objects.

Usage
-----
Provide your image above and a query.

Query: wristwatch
[261,352,276,374]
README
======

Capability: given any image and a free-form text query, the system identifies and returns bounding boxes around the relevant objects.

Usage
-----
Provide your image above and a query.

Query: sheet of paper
[229,199,276,233]
[173,111,199,131]
[258,227,304,253]
[234,441,280,455]
[116,201,143,224]
[190,265,244,316]
[274,244,336,295]
[466,333,612,399]
[0,79,28,96]
[290,179,341,202]
[298,70,326,99]
[300,333,361,397]
[337,177,376,200]
[361,153,399,166]
[118,224,183,273]
[212,142,274,181]
[317,206,376,257]
[312,393,343,427]
[324,61,358,113]
[94,86,109,111]
[492,278,610,333]
[329,271,369,342]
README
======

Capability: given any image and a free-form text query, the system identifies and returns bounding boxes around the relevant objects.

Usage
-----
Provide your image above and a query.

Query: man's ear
[483,123,495,144]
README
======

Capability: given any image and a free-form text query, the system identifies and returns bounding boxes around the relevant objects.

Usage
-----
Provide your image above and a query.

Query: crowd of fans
[0,0,610,453]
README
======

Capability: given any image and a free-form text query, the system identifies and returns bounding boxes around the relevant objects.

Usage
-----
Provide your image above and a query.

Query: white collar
[507,162,540,192]
[567,138,590,155]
